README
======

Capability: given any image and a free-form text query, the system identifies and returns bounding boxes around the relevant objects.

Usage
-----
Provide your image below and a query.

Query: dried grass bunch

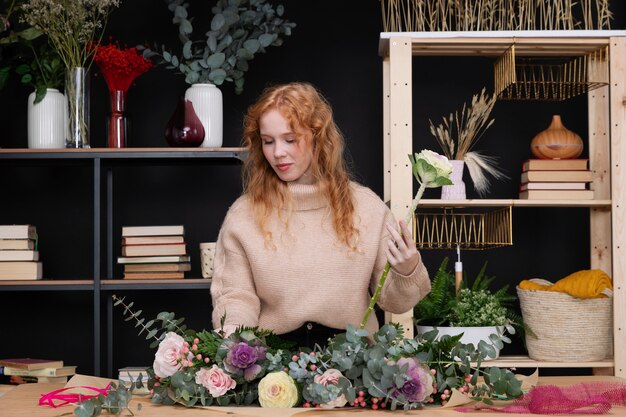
[429,88,507,196]
[381,0,612,32]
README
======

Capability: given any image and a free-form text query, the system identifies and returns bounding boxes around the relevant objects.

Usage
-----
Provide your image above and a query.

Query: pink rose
[313,369,343,386]
[195,365,237,397]
[153,332,186,378]
[313,369,348,408]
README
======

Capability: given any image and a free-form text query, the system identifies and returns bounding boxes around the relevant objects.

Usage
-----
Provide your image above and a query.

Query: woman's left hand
[385,220,420,276]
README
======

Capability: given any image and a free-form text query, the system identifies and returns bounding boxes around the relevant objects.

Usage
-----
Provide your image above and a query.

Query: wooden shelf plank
[481,355,614,368]
[417,199,612,207]
[379,31,626,57]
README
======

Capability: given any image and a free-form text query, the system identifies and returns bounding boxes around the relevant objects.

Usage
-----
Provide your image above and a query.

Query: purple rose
[228,342,258,369]
[393,357,434,403]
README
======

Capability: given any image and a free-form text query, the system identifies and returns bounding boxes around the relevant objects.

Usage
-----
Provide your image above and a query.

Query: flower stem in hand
[360,182,427,329]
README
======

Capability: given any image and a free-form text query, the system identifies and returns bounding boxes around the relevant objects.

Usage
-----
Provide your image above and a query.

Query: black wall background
[1,0,625,377]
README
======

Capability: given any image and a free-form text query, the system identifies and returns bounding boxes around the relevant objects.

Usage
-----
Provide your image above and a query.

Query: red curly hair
[241,82,358,250]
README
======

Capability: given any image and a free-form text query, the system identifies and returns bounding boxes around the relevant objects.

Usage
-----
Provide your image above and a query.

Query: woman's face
[260,109,314,185]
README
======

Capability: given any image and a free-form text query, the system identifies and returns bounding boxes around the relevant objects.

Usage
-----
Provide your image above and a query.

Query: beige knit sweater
[210,182,431,335]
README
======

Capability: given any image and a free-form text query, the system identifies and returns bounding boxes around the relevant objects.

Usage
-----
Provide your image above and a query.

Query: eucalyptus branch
[112,294,187,346]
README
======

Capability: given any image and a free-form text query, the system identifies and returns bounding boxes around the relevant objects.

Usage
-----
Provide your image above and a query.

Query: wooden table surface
[1,376,626,417]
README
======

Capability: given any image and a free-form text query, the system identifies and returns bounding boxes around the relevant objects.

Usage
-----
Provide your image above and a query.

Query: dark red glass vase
[107,89,130,148]
[165,97,205,147]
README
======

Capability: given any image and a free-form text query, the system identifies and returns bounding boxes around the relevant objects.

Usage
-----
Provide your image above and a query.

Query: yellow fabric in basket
[518,269,612,298]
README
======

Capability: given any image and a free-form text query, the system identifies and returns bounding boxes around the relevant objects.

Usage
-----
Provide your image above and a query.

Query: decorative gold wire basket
[494,45,609,101]
[413,206,513,250]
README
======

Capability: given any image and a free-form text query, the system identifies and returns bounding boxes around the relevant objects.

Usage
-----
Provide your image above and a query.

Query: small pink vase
[440,160,466,199]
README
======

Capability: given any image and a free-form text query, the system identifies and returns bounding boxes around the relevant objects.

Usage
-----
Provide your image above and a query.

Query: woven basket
[517,278,613,362]
[199,242,216,279]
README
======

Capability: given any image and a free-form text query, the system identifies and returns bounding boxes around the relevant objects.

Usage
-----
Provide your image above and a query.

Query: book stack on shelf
[0,225,42,280]
[0,358,75,384]
[519,159,594,200]
[117,225,190,279]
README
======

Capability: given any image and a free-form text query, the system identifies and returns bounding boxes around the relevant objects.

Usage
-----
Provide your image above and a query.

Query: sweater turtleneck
[287,183,328,211]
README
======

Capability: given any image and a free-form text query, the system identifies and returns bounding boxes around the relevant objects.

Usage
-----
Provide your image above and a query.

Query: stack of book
[519,159,594,200]
[0,225,42,280]
[117,225,190,279]
[0,358,75,384]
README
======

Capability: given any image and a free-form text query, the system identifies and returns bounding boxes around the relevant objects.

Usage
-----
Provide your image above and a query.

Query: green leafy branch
[112,294,187,349]
[57,381,143,417]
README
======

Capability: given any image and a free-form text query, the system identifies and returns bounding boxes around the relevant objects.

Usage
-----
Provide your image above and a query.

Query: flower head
[410,150,453,187]
[258,371,299,408]
[195,365,237,397]
[313,369,349,408]
[393,357,434,403]
[153,332,188,378]
[94,41,154,92]
[223,341,266,381]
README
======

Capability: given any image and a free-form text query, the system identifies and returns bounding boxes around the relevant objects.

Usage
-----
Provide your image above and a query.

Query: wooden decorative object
[531,115,583,159]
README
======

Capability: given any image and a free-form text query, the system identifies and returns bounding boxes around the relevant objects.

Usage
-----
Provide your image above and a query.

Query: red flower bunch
[94,41,154,92]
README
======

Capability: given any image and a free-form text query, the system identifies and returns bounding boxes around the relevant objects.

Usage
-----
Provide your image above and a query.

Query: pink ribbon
[39,384,111,408]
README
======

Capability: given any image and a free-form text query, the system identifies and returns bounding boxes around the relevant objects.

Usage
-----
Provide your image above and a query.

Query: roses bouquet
[106,295,521,414]
[69,151,523,416]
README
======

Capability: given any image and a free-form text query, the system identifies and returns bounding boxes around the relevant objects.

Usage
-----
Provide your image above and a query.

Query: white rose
[153,332,186,378]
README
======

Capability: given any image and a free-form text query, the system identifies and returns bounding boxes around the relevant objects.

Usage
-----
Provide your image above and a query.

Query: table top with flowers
[1,375,625,417]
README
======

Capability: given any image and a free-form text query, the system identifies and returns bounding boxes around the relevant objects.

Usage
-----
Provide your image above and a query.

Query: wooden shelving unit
[380,31,626,377]
[0,147,245,375]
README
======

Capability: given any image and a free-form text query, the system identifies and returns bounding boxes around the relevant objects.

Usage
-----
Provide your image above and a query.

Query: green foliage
[68,381,142,417]
[414,257,521,328]
[140,0,296,93]
[112,294,187,348]
[15,40,64,103]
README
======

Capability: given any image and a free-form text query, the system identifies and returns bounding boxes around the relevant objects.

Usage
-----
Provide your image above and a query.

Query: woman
[210,82,430,346]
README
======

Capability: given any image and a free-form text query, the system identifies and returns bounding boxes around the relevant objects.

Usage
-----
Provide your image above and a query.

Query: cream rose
[153,332,186,378]
[195,365,236,397]
[413,149,453,186]
[258,371,298,408]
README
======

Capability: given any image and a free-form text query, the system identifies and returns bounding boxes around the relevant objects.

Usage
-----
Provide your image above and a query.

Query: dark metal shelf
[0,147,247,161]
[101,278,211,290]
[0,280,94,291]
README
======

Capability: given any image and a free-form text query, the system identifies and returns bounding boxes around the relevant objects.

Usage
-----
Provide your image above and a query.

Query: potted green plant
[414,257,524,359]
[140,0,295,148]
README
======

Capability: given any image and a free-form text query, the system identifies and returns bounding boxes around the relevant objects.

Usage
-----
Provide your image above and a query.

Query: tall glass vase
[107,89,129,148]
[65,67,90,148]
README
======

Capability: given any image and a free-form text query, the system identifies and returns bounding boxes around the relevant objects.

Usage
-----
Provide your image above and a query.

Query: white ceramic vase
[27,88,67,149]
[441,159,466,199]
[416,325,504,359]
[184,83,223,148]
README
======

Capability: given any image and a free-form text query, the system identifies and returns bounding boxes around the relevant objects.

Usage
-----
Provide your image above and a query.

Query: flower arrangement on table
[66,151,523,416]
[93,40,154,147]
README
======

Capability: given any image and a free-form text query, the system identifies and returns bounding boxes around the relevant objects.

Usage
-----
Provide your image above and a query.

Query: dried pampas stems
[429,88,507,197]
